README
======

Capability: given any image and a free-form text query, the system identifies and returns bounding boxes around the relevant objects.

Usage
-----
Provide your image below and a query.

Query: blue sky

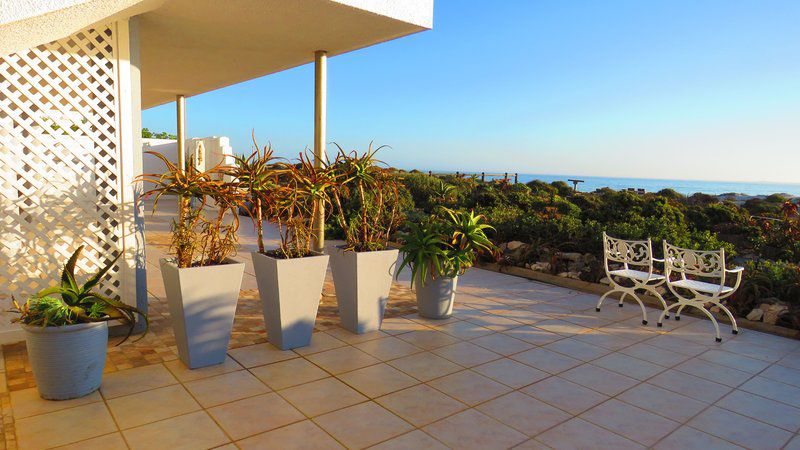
[142,0,800,183]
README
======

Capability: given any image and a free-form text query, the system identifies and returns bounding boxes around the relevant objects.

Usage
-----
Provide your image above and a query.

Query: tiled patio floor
[3,203,800,449]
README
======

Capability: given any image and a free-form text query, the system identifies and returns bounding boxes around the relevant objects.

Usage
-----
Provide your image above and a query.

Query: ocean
[497,174,800,197]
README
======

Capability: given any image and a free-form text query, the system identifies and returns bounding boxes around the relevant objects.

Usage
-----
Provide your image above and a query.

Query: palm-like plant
[330,143,402,252]
[12,246,148,344]
[397,208,497,287]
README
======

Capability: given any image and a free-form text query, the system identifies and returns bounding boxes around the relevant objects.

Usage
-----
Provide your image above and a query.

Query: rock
[599,277,611,285]
[506,241,525,251]
[529,262,550,272]
[498,242,509,252]
[567,272,581,279]
[759,297,780,306]
[557,272,570,278]
[560,252,582,262]
[763,303,789,325]
[746,308,764,321]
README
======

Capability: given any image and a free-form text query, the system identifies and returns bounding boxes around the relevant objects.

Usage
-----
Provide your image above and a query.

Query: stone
[599,277,611,285]
[762,303,788,325]
[746,308,764,322]
[506,241,525,251]
[560,252,582,262]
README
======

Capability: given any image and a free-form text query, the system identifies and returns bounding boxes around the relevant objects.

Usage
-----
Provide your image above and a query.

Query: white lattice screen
[0,25,130,308]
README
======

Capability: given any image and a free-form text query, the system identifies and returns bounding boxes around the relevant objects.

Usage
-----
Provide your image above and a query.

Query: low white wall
[141,136,234,191]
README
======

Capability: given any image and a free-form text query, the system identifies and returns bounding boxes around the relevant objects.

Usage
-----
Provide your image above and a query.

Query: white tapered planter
[330,247,398,334]
[252,252,329,350]
[160,258,245,369]
[415,274,458,319]
[24,322,108,400]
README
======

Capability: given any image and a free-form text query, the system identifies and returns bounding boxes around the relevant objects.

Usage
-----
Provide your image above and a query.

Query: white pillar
[312,50,327,252]
[176,94,186,170]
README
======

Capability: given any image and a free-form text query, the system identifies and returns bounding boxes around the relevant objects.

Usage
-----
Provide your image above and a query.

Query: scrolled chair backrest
[602,232,652,265]
[663,241,725,278]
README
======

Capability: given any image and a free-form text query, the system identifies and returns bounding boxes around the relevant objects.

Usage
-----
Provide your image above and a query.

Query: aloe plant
[12,246,148,344]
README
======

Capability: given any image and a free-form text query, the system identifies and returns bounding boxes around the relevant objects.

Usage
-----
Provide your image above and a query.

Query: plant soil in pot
[161,258,245,368]
[252,251,329,350]
[330,246,398,333]
[415,274,458,319]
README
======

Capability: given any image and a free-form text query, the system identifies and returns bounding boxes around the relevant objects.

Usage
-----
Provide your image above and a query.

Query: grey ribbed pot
[330,247,398,334]
[160,258,245,369]
[415,274,458,319]
[24,322,108,400]
[252,252,329,350]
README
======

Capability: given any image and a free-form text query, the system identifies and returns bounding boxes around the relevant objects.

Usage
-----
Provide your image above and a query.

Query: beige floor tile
[380,317,429,335]
[521,376,609,415]
[279,377,367,416]
[462,313,524,331]
[699,349,771,374]
[228,343,298,368]
[396,329,460,350]
[533,319,592,336]
[55,432,127,450]
[511,348,582,374]
[650,369,732,403]
[739,376,800,408]
[325,326,387,345]
[423,409,528,450]
[535,417,645,450]
[484,307,549,324]
[236,420,344,449]
[653,426,745,450]
[314,401,413,449]
[560,363,639,396]
[338,363,418,398]
[543,337,611,361]
[516,438,555,449]
[573,330,637,351]
[617,383,707,422]
[107,384,200,429]
[250,357,329,390]
[620,342,691,367]
[16,402,117,449]
[433,341,502,367]
[591,352,665,381]
[689,406,793,450]
[404,312,461,326]
[209,392,305,440]
[760,363,800,388]
[10,387,102,419]
[100,363,177,399]
[644,334,710,357]
[783,434,800,450]
[675,358,753,387]
[477,391,571,436]
[428,370,511,406]
[123,411,229,450]
[434,319,494,340]
[354,336,422,361]
[720,339,787,363]
[306,345,380,374]
[388,352,464,382]
[473,358,548,388]
[471,333,533,356]
[368,430,448,450]
[376,384,466,426]
[164,356,243,382]
[294,332,347,356]
[580,398,679,446]
[716,389,800,432]
[503,325,564,346]
[184,370,270,407]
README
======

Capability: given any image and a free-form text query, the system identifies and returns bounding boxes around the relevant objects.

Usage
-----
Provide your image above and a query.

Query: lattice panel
[0,26,125,302]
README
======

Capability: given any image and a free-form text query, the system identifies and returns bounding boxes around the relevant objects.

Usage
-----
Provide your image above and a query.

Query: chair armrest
[726,266,744,274]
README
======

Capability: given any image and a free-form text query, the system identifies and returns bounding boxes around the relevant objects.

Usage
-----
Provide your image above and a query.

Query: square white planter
[330,247,398,334]
[415,274,458,319]
[160,258,245,369]
[252,252,329,350]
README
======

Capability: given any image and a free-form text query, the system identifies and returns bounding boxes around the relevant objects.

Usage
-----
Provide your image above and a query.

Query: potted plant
[139,152,246,369]
[11,246,147,400]
[328,144,404,333]
[249,151,336,350]
[396,209,496,319]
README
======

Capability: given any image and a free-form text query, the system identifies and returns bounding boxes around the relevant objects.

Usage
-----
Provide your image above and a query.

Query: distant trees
[141,128,177,139]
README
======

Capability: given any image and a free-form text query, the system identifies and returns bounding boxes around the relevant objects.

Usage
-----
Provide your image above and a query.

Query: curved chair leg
[645,287,670,319]
[618,291,626,307]
[657,303,680,327]
[596,289,619,312]
[675,304,687,321]
[691,304,722,342]
[717,303,740,335]
[628,292,649,325]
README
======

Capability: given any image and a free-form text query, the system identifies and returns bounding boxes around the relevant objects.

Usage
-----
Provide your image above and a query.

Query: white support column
[312,50,327,252]
[176,94,186,171]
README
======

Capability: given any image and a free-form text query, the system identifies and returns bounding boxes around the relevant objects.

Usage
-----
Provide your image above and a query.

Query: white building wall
[141,136,234,191]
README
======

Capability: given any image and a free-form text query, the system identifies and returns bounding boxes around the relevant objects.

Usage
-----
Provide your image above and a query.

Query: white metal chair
[596,232,669,325]
[657,241,744,342]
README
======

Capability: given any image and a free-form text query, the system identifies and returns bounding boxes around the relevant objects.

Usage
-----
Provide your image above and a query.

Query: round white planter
[252,252,329,350]
[415,274,458,319]
[330,247,399,334]
[24,322,108,400]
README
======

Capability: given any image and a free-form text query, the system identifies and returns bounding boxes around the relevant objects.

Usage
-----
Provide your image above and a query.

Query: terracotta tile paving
[2,207,800,448]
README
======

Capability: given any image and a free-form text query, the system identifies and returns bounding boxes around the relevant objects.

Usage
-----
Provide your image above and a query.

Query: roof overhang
[1,0,433,108]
